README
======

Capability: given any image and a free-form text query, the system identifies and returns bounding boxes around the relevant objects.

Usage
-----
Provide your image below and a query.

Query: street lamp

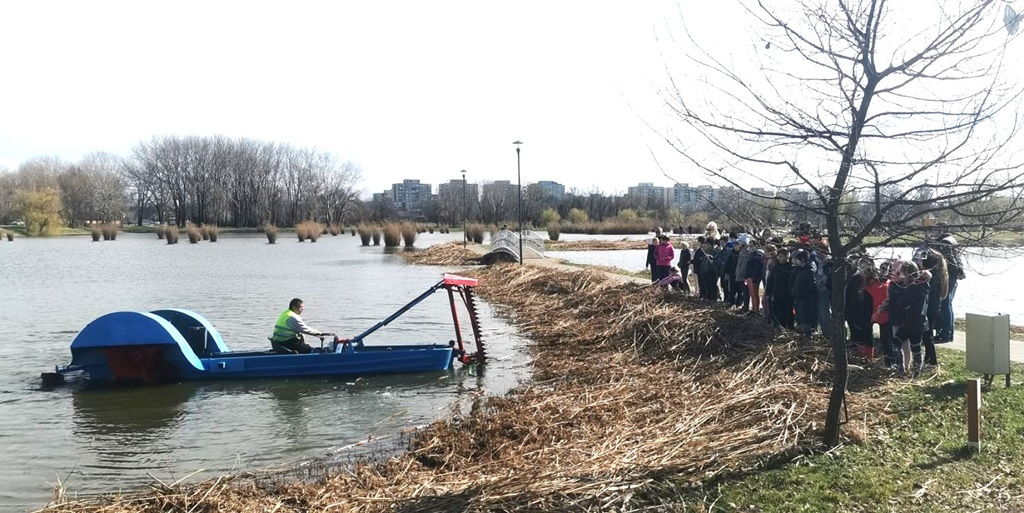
[461,170,467,248]
[513,140,523,265]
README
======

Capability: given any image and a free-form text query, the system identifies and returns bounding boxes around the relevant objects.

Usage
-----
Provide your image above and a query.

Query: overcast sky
[0,1,716,197]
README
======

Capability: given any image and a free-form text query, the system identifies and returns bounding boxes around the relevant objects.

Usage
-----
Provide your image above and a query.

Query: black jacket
[766,262,795,301]
[791,265,816,301]
[898,281,930,333]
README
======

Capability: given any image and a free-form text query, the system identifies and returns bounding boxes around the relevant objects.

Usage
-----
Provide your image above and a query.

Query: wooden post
[967,379,981,452]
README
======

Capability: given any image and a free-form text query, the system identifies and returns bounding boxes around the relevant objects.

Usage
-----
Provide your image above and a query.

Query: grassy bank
[674,352,1024,511]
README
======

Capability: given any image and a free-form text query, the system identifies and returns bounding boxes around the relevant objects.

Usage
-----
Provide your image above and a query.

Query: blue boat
[42,274,487,386]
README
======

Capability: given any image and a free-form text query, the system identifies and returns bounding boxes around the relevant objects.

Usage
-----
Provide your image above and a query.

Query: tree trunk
[822,257,849,446]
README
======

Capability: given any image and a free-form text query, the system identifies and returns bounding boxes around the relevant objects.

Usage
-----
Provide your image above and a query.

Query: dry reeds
[399,241,480,266]
[1,229,10,241]
[264,224,278,244]
[546,222,561,241]
[165,225,180,244]
[90,225,101,242]
[201,224,219,242]
[102,223,118,240]
[562,219,653,235]
[401,223,417,246]
[546,239,649,251]
[186,223,201,243]
[329,223,341,236]
[371,227,382,246]
[466,223,485,244]
[156,225,165,240]
[382,223,402,247]
[37,264,889,513]
[357,224,372,246]
[428,225,435,234]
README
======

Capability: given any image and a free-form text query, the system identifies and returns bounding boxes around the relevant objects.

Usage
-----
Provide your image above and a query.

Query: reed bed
[90,225,101,241]
[562,219,654,234]
[329,223,341,236]
[357,224,372,246]
[382,223,401,247]
[371,227,382,246]
[350,226,357,236]
[466,223,485,244]
[546,222,561,241]
[201,224,219,242]
[401,223,417,247]
[44,265,890,513]
[156,225,165,240]
[165,225,179,244]
[399,241,480,266]
[5,230,10,241]
[546,239,650,251]
[102,223,118,240]
[264,224,278,244]
[185,223,201,243]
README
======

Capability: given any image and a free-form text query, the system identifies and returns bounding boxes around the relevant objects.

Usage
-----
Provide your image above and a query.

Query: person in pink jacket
[654,234,675,282]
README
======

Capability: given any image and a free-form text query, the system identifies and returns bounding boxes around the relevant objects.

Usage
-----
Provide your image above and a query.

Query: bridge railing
[490,229,546,259]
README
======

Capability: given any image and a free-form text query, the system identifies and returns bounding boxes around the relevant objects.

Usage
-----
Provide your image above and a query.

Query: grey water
[548,246,1024,320]
[0,232,531,511]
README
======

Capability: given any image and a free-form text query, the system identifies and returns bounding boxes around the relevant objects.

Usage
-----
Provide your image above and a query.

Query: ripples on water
[0,233,531,511]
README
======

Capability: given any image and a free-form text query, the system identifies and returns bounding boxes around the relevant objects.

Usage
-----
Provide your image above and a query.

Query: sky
[0,1,704,197]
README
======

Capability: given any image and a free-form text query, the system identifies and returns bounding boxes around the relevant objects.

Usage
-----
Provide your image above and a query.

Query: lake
[548,246,1024,320]
[0,232,531,511]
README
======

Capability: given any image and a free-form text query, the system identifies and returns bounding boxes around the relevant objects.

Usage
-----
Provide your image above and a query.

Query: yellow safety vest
[270,309,300,342]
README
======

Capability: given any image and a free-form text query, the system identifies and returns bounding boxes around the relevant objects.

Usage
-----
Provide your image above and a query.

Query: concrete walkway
[474,245,1024,363]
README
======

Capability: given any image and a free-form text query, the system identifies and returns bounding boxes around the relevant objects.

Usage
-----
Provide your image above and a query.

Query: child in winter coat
[864,262,891,365]
[745,246,766,315]
[765,250,795,328]
[791,250,817,334]
[895,261,930,377]
[676,241,692,293]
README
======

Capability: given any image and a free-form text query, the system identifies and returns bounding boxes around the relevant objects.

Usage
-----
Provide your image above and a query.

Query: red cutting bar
[443,274,478,287]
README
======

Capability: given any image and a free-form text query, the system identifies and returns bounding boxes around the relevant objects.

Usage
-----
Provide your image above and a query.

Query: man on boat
[270,298,325,354]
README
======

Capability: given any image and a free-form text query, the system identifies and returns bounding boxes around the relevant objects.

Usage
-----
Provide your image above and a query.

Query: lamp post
[461,169,467,248]
[513,140,523,265]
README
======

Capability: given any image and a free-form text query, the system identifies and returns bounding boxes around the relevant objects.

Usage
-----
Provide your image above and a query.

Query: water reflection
[72,385,193,439]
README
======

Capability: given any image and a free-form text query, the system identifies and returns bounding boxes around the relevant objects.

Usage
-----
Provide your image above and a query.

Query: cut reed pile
[43,264,890,513]
[546,239,650,251]
[399,241,480,266]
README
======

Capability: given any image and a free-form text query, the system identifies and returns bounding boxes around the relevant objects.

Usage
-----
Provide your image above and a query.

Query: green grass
[669,349,1024,511]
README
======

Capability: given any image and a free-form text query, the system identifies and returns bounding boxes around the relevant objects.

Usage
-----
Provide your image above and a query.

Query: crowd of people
[647,222,966,378]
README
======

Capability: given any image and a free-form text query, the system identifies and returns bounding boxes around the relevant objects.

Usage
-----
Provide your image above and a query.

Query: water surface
[0,232,530,511]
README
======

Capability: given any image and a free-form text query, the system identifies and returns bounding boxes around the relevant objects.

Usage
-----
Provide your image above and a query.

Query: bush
[329,224,341,236]
[157,225,165,240]
[264,224,278,244]
[428,225,435,234]
[372,227,382,246]
[186,223,201,243]
[383,224,401,247]
[350,226,357,236]
[547,222,561,241]
[567,207,589,224]
[539,207,561,226]
[166,225,180,244]
[357,224,372,246]
[402,223,418,247]
[90,225,102,241]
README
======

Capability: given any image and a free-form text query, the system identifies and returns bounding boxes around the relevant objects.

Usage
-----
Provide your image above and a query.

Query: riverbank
[37,245,1024,511]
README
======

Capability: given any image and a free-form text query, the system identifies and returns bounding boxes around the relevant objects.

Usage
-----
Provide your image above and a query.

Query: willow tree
[663,0,1024,446]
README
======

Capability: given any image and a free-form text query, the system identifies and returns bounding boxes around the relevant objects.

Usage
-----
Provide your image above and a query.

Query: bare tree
[663,0,1024,446]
